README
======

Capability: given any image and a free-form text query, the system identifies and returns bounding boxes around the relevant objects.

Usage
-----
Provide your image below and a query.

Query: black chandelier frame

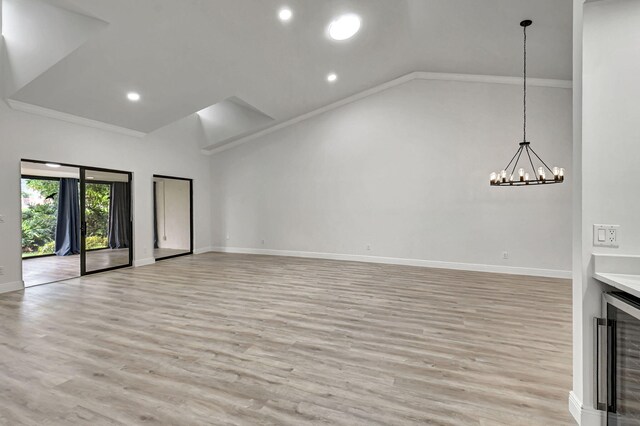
[492,141,563,186]
[490,19,564,187]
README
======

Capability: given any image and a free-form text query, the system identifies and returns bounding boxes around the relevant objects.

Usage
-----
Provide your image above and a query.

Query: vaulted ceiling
[0,0,572,149]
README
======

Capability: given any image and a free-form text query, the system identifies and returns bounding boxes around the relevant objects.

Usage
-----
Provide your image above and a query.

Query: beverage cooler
[596,292,640,425]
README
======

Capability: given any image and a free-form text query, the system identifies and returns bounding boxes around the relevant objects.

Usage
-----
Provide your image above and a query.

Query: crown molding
[6,99,147,138]
[415,71,572,89]
[203,71,572,156]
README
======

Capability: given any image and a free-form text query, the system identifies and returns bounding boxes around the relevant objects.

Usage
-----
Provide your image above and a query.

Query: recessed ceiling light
[127,92,141,102]
[327,73,337,82]
[328,14,361,41]
[278,8,292,22]
[45,163,61,168]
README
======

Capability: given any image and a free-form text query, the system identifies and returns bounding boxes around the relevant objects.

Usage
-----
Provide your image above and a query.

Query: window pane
[21,178,59,257]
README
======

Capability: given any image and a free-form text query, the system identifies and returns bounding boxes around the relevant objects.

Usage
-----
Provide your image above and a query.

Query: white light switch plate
[594,224,619,248]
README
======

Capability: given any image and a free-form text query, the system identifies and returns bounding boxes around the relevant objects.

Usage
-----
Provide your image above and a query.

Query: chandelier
[490,20,564,186]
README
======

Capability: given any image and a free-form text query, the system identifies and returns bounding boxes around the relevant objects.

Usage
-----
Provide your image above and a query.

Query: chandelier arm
[510,146,525,177]
[527,145,555,174]
[503,145,523,172]
[525,145,539,181]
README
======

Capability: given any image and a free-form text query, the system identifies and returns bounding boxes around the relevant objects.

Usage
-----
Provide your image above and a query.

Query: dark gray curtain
[108,182,131,249]
[153,182,158,249]
[54,178,80,256]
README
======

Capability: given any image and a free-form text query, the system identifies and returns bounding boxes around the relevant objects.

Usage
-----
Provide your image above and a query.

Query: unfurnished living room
[0,0,635,425]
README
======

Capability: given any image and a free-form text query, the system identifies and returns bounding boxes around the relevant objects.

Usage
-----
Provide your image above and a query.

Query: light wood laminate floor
[22,255,80,287]
[22,249,130,287]
[154,248,191,260]
[0,253,573,425]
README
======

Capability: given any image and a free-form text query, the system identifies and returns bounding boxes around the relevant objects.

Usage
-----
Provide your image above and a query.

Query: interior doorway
[153,175,193,261]
[20,160,133,287]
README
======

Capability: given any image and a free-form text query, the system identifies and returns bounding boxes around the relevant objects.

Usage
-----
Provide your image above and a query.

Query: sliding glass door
[80,167,133,275]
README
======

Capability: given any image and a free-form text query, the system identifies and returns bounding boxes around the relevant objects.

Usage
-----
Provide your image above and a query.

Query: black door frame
[21,159,134,278]
[152,174,194,261]
[80,166,134,275]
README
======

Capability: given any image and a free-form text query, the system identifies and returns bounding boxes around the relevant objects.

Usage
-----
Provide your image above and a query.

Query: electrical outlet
[366,245,371,251]
[593,224,619,248]
[261,239,265,245]
[0,215,4,223]
[0,266,4,275]
[502,251,509,260]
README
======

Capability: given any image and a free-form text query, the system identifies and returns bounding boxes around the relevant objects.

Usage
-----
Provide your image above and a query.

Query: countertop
[594,271,640,299]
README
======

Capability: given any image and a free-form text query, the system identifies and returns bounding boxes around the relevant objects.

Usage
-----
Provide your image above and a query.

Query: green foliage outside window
[21,201,58,256]
[21,179,111,257]
[85,183,110,241]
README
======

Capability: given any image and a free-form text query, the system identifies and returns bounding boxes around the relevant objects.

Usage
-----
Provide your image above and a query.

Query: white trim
[416,71,572,89]
[193,247,213,255]
[569,391,582,424]
[0,281,24,294]
[211,247,571,279]
[568,391,604,426]
[134,258,155,267]
[6,99,147,138]
[204,71,572,155]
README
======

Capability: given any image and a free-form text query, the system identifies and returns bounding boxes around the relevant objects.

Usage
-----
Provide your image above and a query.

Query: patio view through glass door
[21,160,134,287]
[81,167,133,275]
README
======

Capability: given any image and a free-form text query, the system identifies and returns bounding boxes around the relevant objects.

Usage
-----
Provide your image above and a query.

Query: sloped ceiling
[1,0,106,96]
[198,97,274,149]
[0,0,572,147]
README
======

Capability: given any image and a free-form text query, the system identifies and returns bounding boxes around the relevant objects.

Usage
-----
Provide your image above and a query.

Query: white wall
[210,76,572,276]
[155,178,191,251]
[572,1,640,423]
[0,101,211,293]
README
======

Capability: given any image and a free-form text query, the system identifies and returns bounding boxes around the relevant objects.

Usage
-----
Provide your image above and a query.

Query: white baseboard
[568,391,604,425]
[210,247,571,279]
[569,391,582,424]
[134,258,155,267]
[194,247,213,255]
[0,281,24,294]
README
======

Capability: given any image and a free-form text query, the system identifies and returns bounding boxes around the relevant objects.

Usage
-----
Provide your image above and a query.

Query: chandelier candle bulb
[490,172,497,184]
[500,170,507,183]
[559,168,565,182]
[552,167,560,181]
[518,168,525,181]
[525,172,530,184]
